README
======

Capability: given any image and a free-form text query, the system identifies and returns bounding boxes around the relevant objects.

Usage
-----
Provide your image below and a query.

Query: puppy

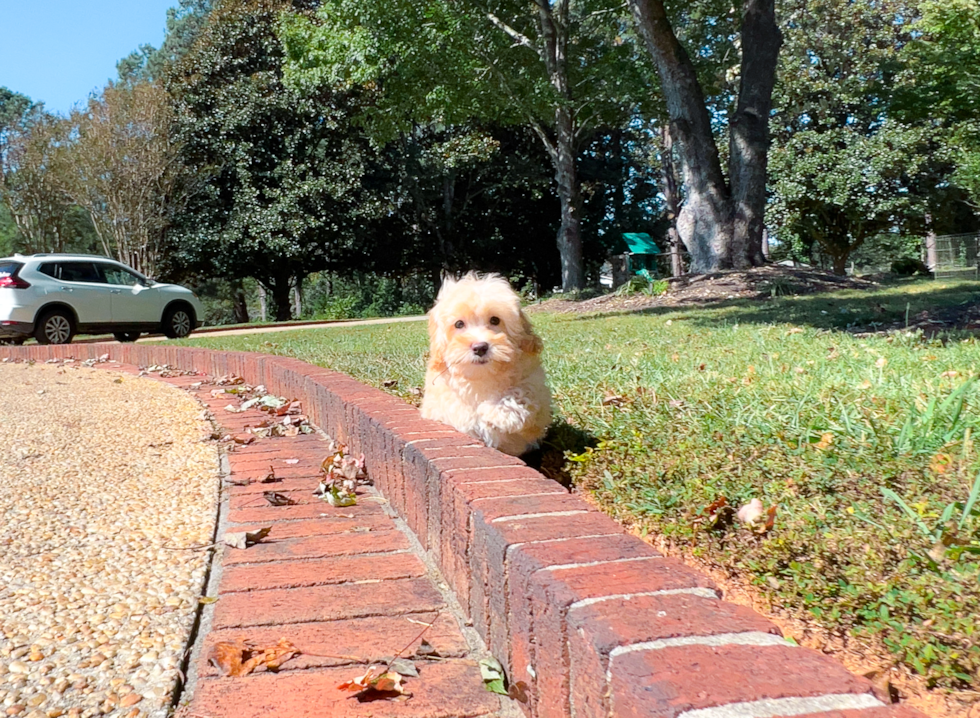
[420,273,551,456]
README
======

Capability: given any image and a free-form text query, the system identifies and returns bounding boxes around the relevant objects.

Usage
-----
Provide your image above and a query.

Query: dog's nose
[472,342,490,357]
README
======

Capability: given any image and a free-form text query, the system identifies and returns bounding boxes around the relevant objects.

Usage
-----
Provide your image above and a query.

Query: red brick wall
[1,343,923,718]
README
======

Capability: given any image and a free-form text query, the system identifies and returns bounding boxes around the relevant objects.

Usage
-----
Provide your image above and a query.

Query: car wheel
[162,305,194,339]
[113,331,141,343]
[34,309,75,345]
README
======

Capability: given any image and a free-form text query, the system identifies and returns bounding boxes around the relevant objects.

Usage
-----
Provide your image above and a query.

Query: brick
[468,511,625,643]
[222,530,409,565]
[568,592,780,718]
[191,659,499,718]
[227,515,392,540]
[785,707,925,718]
[198,611,468,676]
[529,557,718,718]
[219,551,426,592]
[438,475,567,598]
[609,643,876,718]
[506,534,661,697]
[212,577,445,628]
[229,489,313,510]
[228,498,385,525]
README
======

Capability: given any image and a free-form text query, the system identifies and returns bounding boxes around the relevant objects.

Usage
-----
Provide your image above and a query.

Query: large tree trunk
[729,0,782,267]
[629,0,780,274]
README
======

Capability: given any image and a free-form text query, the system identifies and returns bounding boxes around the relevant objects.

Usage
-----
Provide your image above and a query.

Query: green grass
[180,277,980,689]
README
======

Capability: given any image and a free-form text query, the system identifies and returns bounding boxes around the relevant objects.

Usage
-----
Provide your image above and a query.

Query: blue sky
[0,1,178,116]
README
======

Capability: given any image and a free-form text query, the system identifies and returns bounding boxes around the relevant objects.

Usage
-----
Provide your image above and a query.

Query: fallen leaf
[388,658,419,677]
[223,526,271,549]
[209,638,299,677]
[508,681,530,703]
[264,491,296,506]
[338,666,410,699]
[199,596,219,605]
[479,656,509,696]
[414,639,440,658]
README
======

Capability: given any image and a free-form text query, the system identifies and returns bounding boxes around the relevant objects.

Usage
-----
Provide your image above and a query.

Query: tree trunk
[629,0,780,274]
[535,0,584,292]
[729,0,782,267]
[661,124,684,277]
[832,253,847,276]
[553,108,584,292]
[292,281,302,318]
[231,279,249,323]
[271,279,292,322]
[257,283,268,322]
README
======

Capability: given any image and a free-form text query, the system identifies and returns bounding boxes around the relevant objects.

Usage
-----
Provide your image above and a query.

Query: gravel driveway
[0,362,220,718]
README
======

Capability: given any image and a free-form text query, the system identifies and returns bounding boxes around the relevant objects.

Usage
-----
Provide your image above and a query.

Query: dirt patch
[528,265,878,315]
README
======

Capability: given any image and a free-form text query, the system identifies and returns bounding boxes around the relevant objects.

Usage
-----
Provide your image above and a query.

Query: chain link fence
[930,232,980,279]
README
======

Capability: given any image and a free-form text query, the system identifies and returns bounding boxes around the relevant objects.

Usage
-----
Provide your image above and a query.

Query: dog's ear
[427,311,448,373]
[518,312,543,356]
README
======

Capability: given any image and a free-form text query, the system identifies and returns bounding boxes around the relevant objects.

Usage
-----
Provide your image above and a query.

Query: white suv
[0,254,204,345]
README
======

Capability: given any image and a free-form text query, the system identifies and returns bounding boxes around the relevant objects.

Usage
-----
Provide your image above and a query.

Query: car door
[99,263,163,324]
[52,261,113,325]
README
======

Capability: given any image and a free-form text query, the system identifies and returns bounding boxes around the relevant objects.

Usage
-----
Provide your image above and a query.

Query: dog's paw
[477,396,529,434]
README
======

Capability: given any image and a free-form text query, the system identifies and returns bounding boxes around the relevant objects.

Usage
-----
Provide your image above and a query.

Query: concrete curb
[1,343,925,718]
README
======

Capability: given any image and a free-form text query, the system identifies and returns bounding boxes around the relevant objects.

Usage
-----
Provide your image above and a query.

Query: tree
[627,0,781,273]
[282,0,654,290]
[62,81,184,276]
[0,92,81,254]
[117,0,215,83]
[768,121,932,274]
[898,0,980,209]
[167,0,373,320]
[767,0,953,274]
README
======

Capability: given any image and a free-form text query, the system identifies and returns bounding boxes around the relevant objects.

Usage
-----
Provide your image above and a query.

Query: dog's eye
[454,320,465,329]
[489,316,500,326]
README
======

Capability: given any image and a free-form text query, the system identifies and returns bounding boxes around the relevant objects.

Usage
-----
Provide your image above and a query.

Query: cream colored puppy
[420,273,551,456]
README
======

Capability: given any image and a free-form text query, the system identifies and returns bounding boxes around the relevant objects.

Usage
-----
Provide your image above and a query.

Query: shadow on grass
[522,419,598,488]
[564,279,980,334]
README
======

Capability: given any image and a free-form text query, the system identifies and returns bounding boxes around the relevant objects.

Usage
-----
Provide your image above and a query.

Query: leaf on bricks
[508,681,529,704]
[339,666,411,701]
[263,491,296,506]
[232,434,254,445]
[414,639,440,658]
[209,638,299,677]
[388,658,419,677]
[223,526,271,549]
[479,657,509,696]
[260,466,280,484]
[283,459,299,464]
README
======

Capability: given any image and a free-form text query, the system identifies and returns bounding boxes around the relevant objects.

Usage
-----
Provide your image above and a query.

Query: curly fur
[420,272,551,456]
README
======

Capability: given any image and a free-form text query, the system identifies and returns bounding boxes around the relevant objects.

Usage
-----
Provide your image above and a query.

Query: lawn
[180,277,980,692]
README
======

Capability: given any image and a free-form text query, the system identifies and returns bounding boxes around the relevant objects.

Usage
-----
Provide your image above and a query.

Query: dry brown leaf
[209,638,298,677]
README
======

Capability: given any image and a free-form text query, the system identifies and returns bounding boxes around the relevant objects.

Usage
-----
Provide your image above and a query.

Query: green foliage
[185,279,980,688]
[767,0,947,275]
[166,0,377,318]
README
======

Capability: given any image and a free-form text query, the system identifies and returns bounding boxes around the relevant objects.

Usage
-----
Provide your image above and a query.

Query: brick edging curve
[1,343,925,718]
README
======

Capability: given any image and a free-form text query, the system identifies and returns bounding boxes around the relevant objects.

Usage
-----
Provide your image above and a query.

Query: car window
[59,262,105,284]
[0,261,23,278]
[101,265,143,287]
[37,263,57,278]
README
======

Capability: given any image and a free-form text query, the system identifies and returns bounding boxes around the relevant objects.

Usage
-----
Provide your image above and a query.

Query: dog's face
[427,273,542,381]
